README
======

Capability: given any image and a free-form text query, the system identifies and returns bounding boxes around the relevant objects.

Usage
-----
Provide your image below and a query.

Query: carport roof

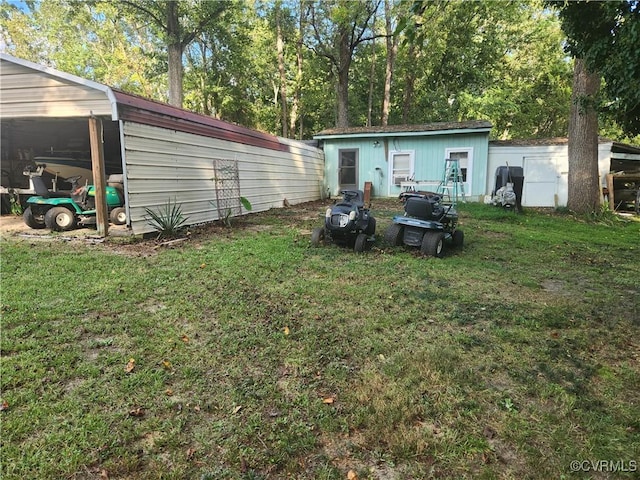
[0,53,287,152]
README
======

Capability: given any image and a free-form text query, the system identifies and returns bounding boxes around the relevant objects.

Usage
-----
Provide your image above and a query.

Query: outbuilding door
[338,149,358,190]
[523,156,558,207]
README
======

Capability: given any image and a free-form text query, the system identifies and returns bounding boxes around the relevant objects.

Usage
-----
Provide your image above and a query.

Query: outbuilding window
[390,150,415,186]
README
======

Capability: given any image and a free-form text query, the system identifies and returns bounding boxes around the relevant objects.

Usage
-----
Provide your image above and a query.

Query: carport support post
[89,116,109,236]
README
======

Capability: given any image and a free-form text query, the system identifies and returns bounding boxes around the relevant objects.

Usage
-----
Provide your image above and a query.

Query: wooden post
[89,116,109,236]
[364,181,372,204]
[606,173,615,210]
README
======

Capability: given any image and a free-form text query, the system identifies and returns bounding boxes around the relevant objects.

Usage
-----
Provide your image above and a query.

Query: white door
[445,148,473,197]
[523,156,558,207]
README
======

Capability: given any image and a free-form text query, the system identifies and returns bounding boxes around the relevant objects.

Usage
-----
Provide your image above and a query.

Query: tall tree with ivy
[549,0,640,213]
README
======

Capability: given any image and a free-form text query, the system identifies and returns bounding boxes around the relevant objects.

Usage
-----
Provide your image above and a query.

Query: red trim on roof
[112,90,289,153]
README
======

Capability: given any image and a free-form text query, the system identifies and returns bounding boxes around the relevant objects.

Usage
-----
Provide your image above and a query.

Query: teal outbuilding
[313,120,492,200]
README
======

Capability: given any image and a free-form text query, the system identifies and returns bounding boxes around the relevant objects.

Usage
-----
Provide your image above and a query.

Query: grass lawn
[1,199,639,479]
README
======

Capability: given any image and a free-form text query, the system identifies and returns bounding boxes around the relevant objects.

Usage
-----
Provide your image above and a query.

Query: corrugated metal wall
[0,59,113,118]
[123,122,324,235]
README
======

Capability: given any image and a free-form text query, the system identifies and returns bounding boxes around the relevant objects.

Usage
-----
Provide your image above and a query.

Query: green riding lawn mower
[22,165,126,231]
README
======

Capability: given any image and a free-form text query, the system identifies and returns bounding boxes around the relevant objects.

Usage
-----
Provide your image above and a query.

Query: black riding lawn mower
[311,189,376,252]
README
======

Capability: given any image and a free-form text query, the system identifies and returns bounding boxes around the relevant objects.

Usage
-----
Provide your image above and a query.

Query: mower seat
[31,175,69,198]
[405,197,434,220]
[340,189,365,207]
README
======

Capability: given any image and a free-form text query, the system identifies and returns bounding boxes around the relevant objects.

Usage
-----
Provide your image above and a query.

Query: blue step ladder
[437,158,466,204]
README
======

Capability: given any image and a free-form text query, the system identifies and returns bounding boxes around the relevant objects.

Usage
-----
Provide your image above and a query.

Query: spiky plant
[144,199,189,238]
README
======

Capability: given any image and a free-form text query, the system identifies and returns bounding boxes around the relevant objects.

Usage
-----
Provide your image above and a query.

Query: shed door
[339,149,358,190]
[523,156,558,207]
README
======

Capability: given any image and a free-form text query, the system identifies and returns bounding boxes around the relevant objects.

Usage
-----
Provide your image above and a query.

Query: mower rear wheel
[354,233,369,252]
[44,206,77,231]
[311,227,325,246]
[452,229,464,247]
[384,224,404,246]
[23,207,46,229]
[110,206,127,225]
[421,231,445,258]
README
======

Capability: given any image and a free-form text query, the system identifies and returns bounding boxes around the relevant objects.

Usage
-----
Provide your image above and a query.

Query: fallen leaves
[0,400,9,412]
[283,326,290,335]
[124,358,135,373]
[186,447,196,460]
[347,470,358,480]
[129,407,145,417]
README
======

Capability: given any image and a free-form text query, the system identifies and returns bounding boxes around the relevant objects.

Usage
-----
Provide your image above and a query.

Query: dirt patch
[0,198,402,258]
[0,214,130,240]
[0,200,334,255]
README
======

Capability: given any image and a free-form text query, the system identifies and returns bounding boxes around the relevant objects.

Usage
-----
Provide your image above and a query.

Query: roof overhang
[314,128,492,140]
[313,121,492,140]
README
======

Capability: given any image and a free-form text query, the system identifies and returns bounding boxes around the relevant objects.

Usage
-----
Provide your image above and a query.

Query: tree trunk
[276,3,289,137]
[381,0,397,126]
[567,58,601,214]
[336,30,351,128]
[166,1,183,108]
[402,42,416,124]
[289,4,304,138]
[367,37,376,127]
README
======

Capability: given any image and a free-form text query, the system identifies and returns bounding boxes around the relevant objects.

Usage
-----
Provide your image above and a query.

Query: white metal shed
[0,53,324,235]
[487,138,640,208]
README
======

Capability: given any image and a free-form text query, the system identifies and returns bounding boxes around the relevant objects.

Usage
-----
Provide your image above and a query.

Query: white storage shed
[487,138,640,208]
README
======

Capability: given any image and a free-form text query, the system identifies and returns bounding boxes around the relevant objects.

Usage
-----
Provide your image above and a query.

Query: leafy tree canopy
[551,0,640,136]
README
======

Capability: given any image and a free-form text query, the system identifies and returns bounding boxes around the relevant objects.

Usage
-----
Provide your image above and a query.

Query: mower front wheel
[23,207,46,229]
[364,217,376,235]
[311,227,325,246]
[421,231,445,258]
[384,223,404,246]
[110,206,127,225]
[452,229,464,247]
[44,206,77,231]
[354,233,369,253]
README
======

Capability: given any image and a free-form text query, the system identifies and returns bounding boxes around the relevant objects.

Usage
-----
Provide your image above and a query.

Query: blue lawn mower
[311,189,376,252]
[384,191,463,257]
